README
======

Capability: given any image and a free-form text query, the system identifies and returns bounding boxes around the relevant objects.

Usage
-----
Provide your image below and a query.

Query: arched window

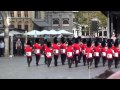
[10,21,15,28]
[17,11,21,17]
[24,21,28,31]
[18,21,22,29]
[24,11,28,17]
[10,11,14,17]
[53,18,59,24]
[63,18,69,24]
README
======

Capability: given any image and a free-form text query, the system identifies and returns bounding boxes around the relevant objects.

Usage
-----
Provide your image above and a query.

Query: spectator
[0,40,4,57]
[16,38,22,56]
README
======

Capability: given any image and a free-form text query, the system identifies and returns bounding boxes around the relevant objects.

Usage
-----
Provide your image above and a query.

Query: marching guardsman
[78,36,83,62]
[93,41,101,68]
[66,40,74,68]
[106,41,114,69]
[42,39,48,64]
[24,40,32,67]
[45,41,52,67]
[81,38,87,66]
[101,40,107,66]
[33,38,41,66]
[113,39,119,68]
[72,38,80,66]
[52,37,60,67]
[60,37,67,65]
[85,40,94,69]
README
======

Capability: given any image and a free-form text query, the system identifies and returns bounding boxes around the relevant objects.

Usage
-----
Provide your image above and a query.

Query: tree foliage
[74,11,107,27]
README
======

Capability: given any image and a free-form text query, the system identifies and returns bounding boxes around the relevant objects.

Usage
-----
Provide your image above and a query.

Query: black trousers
[54,55,59,66]
[78,52,82,62]
[74,54,79,67]
[83,55,86,66]
[27,57,32,67]
[44,54,47,64]
[108,60,113,69]
[102,57,107,66]
[35,55,40,66]
[61,54,66,65]
[114,57,119,68]
[68,58,73,68]
[0,48,4,56]
[47,58,52,67]
[94,57,100,68]
[87,58,93,68]
[16,47,22,56]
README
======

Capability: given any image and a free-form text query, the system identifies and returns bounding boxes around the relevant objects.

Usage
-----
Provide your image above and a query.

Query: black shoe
[28,64,30,67]
[36,63,39,66]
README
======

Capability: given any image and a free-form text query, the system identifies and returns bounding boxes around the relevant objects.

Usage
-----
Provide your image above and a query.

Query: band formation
[24,37,120,69]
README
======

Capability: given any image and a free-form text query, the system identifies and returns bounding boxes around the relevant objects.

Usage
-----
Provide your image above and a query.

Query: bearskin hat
[108,42,112,48]
[68,40,72,46]
[75,38,79,43]
[35,38,39,43]
[47,41,51,48]
[53,37,58,44]
[87,40,92,47]
[82,38,86,44]
[101,41,106,47]
[95,41,99,47]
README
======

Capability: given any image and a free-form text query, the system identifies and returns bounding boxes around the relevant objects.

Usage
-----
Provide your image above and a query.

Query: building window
[63,18,69,24]
[18,25,21,29]
[53,18,59,24]
[17,11,21,17]
[10,25,14,28]
[25,21,28,31]
[24,11,28,17]
[35,11,38,19]
[10,11,14,17]
[25,25,28,31]
[10,21,15,28]
[104,31,107,36]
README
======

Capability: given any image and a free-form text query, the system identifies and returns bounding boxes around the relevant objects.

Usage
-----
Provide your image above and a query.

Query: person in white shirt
[0,40,4,57]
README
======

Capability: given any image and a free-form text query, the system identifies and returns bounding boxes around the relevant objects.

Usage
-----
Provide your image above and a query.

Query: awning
[33,21,50,27]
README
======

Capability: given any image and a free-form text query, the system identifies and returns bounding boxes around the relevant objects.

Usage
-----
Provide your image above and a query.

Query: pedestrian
[66,40,74,68]
[24,40,32,67]
[85,40,94,69]
[33,38,41,66]
[72,38,80,67]
[113,39,119,68]
[45,41,52,67]
[16,38,22,56]
[106,41,114,70]
[81,38,87,66]
[93,41,101,68]
[60,37,67,65]
[0,40,4,57]
[42,39,48,64]
[52,37,60,67]
[101,40,107,66]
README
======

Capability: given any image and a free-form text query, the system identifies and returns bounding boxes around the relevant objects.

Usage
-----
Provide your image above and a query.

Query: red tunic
[93,46,101,57]
[45,47,52,59]
[66,46,74,58]
[60,43,67,54]
[52,43,60,56]
[33,43,41,56]
[24,45,32,57]
[81,44,87,55]
[73,43,81,55]
[85,47,94,59]
[106,48,114,60]
[101,47,107,57]
[114,47,119,58]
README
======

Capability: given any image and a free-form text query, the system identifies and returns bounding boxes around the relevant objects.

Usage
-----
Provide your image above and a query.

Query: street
[0,56,120,79]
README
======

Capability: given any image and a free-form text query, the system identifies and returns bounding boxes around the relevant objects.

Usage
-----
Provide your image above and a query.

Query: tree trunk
[4,25,9,57]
